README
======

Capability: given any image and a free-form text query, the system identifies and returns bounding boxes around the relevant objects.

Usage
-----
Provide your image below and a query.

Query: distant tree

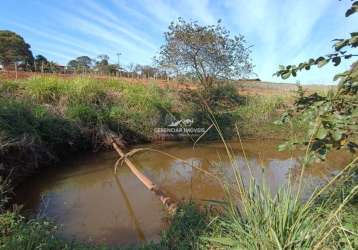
[67,56,92,73]
[97,54,109,65]
[157,18,253,87]
[34,54,48,72]
[76,56,92,71]
[141,65,158,78]
[95,54,110,74]
[0,30,34,70]
[67,59,79,72]
[107,64,119,75]
[47,61,63,73]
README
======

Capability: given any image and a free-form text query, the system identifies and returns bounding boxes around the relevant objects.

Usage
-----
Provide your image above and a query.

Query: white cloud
[79,0,157,50]
[222,0,339,83]
[56,11,154,61]
[181,0,216,24]
[3,0,355,83]
[9,22,102,56]
[139,0,180,25]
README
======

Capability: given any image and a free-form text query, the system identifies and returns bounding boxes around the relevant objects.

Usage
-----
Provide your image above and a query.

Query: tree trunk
[14,62,18,80]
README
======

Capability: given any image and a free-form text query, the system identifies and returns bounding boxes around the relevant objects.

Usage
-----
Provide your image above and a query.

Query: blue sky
[1,0,357,84]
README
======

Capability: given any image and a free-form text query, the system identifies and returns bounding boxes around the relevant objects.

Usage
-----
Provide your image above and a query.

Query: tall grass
[0,76,175,180]
[235,95,306,138]
[2,76,343,249]
[195,113,358,249]
[200,176,357,249]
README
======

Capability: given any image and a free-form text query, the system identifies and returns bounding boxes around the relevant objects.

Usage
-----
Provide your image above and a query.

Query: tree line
[0,19,254,85]
[0,31,173,80]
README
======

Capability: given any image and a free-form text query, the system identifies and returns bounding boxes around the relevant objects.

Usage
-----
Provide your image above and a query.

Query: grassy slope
[0,76,175,180]
[0,75,325,250]
[0,76,299,181]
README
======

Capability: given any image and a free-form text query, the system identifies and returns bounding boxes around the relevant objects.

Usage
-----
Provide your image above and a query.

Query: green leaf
[201,237,238,246]
[345,3,358,17]
[292,69,297,77]
[316,127,328,139]
[317,58,329,68]
[349,36,358,46]
[332,57,341,66]
[315,56,325,64]
[335,40,348,51]
[332,130,343,141]
[352,108,358,117]
[278,142,290,151]
[282,71,291,79]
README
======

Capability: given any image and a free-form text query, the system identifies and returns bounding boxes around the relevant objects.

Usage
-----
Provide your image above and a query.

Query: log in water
[15,140,351,246]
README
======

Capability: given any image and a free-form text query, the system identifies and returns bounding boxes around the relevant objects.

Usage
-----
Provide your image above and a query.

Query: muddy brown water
[15,140,352,246]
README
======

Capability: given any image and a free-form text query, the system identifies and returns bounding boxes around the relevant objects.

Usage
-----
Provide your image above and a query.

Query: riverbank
[2,76,350,250]
[0,76,302,183]
[11,139,355,248]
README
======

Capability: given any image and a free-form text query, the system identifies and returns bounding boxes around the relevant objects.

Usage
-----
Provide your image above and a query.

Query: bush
[0,99,38,138]
[66,103,104,127]
[24,77,70,104]
[179,83,243,140]
[0,212,114,250]
[159,202,207,250]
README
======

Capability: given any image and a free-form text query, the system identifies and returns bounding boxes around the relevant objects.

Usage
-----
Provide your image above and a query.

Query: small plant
[159,202,208,250]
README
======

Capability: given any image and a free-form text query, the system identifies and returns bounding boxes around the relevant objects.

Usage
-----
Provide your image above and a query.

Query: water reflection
[15,140,352,246]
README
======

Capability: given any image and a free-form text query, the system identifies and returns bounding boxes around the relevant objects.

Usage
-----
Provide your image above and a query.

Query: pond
[15,140,351,246]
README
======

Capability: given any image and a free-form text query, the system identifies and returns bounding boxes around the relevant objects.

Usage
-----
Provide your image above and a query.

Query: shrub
[179,83,243,140]
[66,103,103,127]
[159,202,207,250]
[24,77,70,104]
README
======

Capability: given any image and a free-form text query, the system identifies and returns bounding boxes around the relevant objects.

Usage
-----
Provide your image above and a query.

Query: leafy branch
[274,1,358,162]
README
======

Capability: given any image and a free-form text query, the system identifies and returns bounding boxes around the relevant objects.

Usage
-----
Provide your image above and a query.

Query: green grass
[3,76,287,180]
[235,95,306,138]
[2,76,335,250]
[2,176,356,250]
[0,202,207,250]
[0,76,175,180]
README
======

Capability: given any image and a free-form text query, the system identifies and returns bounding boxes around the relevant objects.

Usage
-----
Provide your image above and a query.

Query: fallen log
[111,139,177,213]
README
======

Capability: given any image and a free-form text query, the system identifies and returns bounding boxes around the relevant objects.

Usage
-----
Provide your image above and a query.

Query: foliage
[0,76,175,180]
[0,30,33,69]
[34,55,48,71]
[0,212,118,250]
[0,97,85,179]
[67,56,93,73]
[24,77,70,103]
[179,83,243,139]
[157,18,253,87]
[0,176,11,213]
[276,89,357,161]
[201,177,358,249]
[274,1,358,162]
[235,95,303,137]
[33,55,62,73]
[159,202,208,250]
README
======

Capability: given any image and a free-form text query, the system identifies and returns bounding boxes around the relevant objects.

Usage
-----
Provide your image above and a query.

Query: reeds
[196,114,358,249]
